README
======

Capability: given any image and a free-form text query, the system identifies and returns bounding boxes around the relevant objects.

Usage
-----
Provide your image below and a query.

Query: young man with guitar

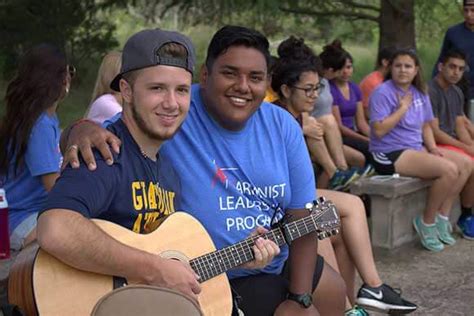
[59,26,347,315]
[34,28,279,313]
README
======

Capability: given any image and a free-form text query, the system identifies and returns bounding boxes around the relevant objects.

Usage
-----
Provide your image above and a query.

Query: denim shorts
[10,213,37,251]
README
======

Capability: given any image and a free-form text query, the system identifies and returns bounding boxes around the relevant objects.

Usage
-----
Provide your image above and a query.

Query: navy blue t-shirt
[41,119,180,233]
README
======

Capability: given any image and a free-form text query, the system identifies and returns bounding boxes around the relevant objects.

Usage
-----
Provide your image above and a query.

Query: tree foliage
[0,0,118,78]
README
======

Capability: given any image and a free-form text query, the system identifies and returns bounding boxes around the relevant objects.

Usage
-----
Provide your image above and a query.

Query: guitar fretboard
[190,208,327,282]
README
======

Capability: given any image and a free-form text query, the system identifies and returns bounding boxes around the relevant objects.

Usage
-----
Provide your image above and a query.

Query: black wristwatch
[287,292,313,308]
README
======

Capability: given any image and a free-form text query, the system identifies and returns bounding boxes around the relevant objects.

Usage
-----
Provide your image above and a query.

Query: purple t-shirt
[330,81,362,130]
[369,80,434,152]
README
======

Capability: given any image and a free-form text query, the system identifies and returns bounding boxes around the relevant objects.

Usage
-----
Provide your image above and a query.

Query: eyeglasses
[292,82,324,97]
[68,65,76,78]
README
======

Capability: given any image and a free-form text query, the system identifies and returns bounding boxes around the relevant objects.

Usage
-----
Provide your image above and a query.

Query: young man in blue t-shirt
[63,26,349,315]
[37,28,279,304]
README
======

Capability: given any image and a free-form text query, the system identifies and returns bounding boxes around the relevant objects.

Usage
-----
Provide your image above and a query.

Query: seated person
[359,46,396,119]
[85,51,123,124]
[0,44,73,252]
[370,48,470,252]
[270,35,417,315]
[38,28,278,308]
[322,41,371,163]
[428,48,474,239]
[60,26,349,316]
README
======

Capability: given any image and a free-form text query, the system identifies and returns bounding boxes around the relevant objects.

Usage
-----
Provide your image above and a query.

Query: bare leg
[317,171,330,189]
[23,228,37,247]
[318,114,348,170]
[331,233,357,304]
[313,261,346,316]
[394,150,459,223]
[307,137,338,178]
[318,238,354,309]
[461,161,474,208]
[320,190,382,287]
[436,148,471,215]
[343,145,365,168]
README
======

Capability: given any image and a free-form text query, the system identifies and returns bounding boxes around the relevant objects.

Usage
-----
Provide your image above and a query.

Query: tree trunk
[379,0,415,51]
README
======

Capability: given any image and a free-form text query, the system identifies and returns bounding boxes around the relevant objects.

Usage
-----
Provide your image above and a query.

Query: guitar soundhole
[160,250,190,263]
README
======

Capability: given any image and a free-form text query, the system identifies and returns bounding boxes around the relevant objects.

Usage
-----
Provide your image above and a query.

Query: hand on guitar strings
[240,226,280,270]
[152,256,202,304]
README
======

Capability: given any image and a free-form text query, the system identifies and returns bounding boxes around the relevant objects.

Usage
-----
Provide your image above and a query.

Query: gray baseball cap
[110,28,196,91]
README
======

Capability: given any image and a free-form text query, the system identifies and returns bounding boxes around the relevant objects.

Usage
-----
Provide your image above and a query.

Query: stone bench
[350,176,460,249]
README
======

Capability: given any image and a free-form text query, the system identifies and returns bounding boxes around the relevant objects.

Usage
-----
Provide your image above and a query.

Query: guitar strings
[190,207,338,282]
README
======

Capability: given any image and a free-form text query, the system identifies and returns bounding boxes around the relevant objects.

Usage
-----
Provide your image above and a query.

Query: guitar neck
[190,210,324,282]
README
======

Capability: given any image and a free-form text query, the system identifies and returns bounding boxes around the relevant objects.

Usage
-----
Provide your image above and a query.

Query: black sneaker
[356,283,417,314]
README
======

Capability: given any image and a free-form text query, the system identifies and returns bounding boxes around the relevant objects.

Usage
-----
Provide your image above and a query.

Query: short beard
[130,101,168,141]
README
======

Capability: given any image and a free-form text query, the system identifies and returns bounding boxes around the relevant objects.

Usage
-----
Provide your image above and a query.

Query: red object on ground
[0,188,10,259]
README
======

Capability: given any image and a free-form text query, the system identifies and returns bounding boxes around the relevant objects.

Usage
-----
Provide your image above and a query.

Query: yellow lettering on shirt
[132,181,143,210]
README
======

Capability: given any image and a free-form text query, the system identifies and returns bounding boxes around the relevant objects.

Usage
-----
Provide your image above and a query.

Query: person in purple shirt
[321,41,371,163]
[369,49,471,252]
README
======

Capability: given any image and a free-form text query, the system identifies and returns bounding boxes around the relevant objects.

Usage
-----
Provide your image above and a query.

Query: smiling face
[120,65,191,142]
[390,54,419,89]
[283,71,320,116]
[200,45,268,131]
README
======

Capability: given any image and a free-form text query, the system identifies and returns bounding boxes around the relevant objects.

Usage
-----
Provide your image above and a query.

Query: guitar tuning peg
[317,196,326,204]
[332,229,339,235]
[305,202,314,212]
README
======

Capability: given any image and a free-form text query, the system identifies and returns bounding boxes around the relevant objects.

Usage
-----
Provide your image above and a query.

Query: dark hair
[0,44,68,176]
[205,25,271,72]
[319,39,352,71]
[123,42,189,85]
[271,36,322,98]
[439,49,467,64]
[375,46,396,69]
[464,0,474,7]
[386,48,427,93]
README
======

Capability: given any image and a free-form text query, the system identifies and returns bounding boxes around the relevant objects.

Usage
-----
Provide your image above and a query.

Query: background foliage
[0,0,466,127]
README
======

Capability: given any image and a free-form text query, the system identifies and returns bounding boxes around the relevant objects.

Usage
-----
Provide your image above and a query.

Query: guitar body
[8,212,233,316]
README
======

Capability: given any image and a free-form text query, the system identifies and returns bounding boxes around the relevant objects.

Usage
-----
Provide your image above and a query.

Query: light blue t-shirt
[369,80,434,152]
[161,84,316,279]
[3,112,62,234]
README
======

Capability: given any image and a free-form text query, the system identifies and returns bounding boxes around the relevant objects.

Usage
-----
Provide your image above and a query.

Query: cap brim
[110,74,122,92]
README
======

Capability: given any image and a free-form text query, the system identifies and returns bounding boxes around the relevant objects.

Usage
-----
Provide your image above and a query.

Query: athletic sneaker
[329,168,360,191]
[412,216,444,252]
[356,283,417,314]
[358,164,376,177]
[435,215,456,245]
[457,215,474,240]
[345,305,370,316]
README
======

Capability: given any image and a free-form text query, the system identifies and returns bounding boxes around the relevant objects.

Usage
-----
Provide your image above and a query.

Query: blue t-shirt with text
[160,85,316,279]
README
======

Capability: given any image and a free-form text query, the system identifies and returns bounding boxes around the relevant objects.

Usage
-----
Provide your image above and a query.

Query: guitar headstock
[305,197,341,240]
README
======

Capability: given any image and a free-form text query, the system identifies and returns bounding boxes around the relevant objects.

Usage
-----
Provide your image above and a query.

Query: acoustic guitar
[8,197,340,316]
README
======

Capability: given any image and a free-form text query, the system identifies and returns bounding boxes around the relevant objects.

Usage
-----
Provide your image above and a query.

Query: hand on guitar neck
[239,226,280,270]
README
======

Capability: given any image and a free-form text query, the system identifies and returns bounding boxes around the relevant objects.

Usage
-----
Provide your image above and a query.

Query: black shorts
[370,150,405,175]
[229,255,325,316]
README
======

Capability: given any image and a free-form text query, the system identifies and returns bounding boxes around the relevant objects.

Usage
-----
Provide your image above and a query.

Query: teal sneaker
[436,215,456,245]
[345,305,370,316]
[413,216,444,252]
